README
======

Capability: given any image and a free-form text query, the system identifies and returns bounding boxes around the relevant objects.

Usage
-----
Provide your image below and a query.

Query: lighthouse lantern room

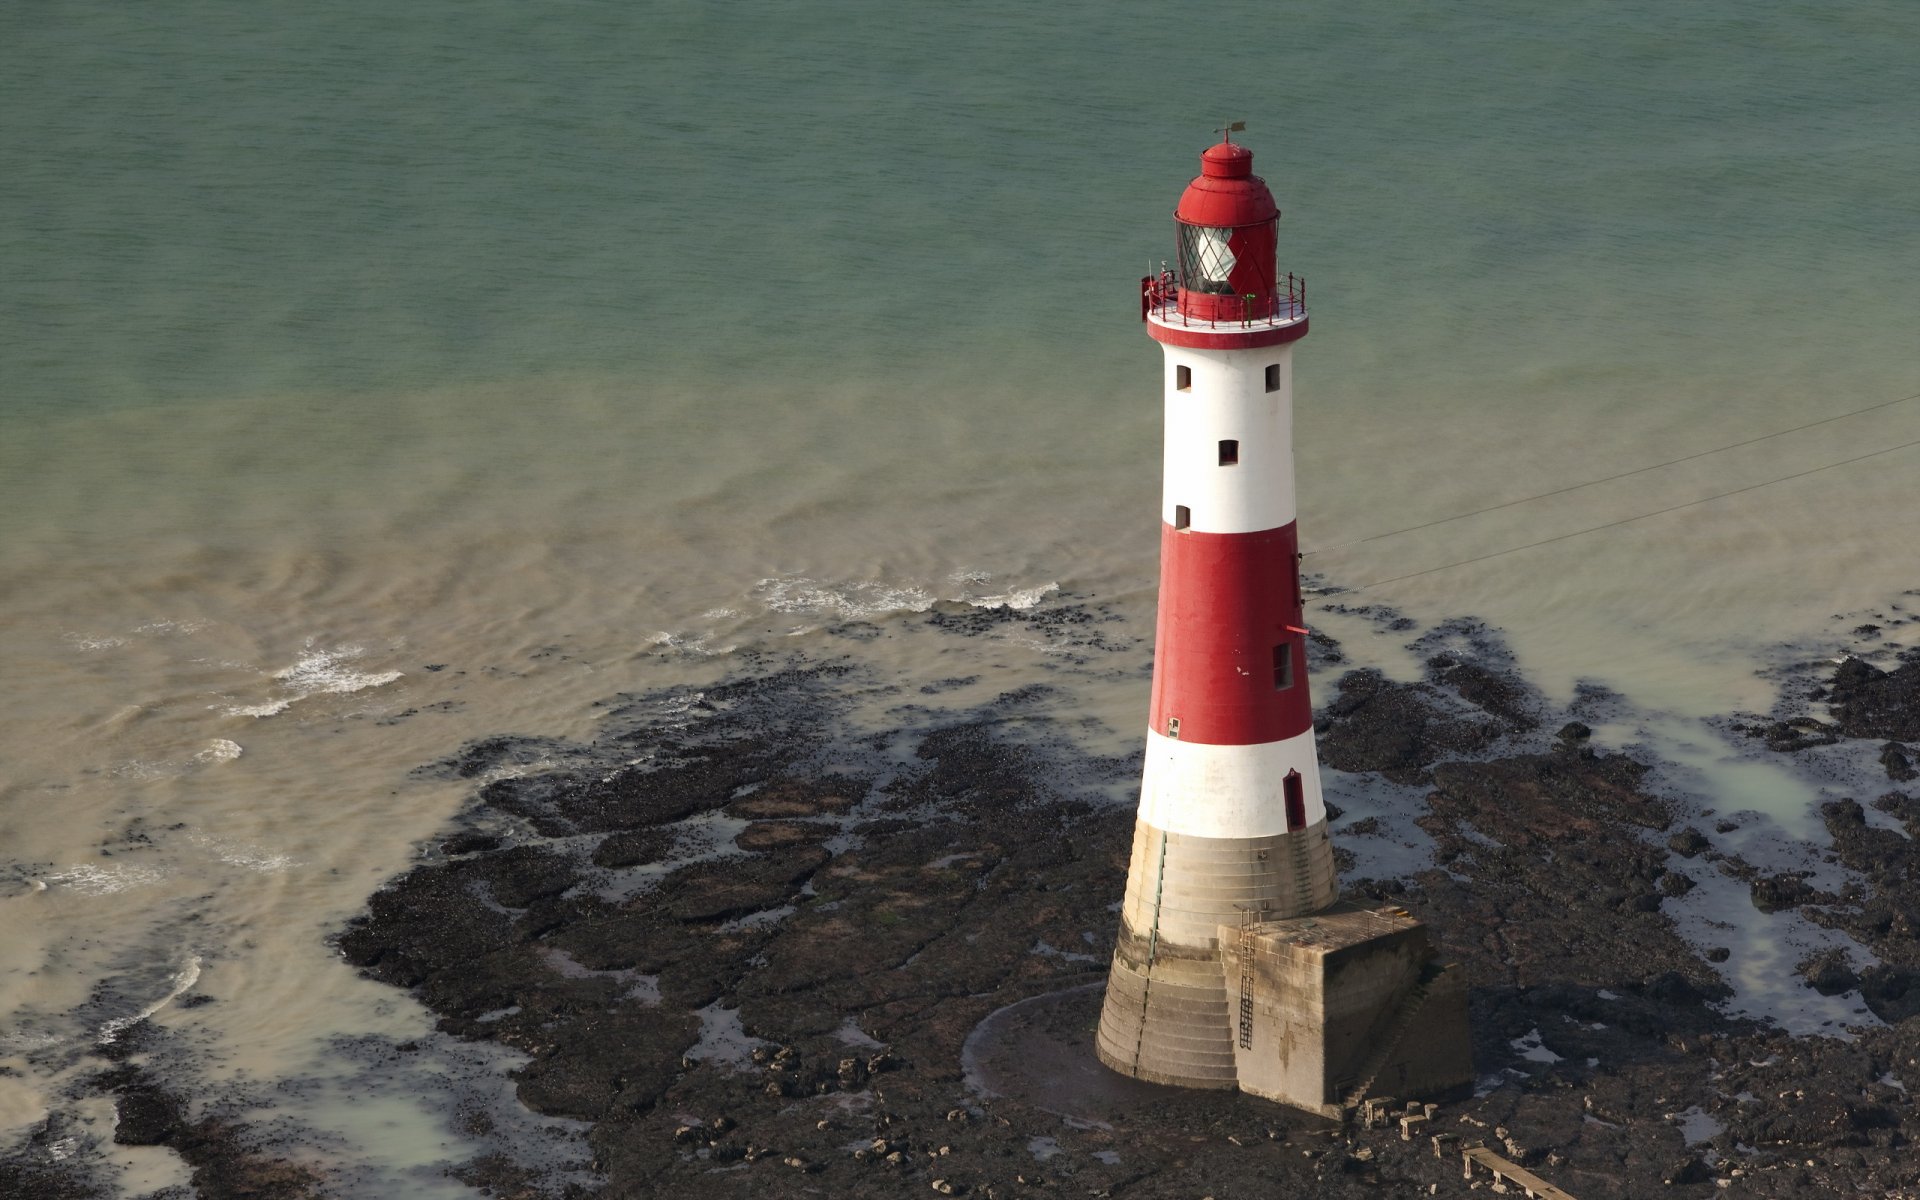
[1097,135,1473,1116]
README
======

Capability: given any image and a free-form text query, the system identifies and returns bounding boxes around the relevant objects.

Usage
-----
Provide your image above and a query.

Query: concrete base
[1096,817,1338,1088]
[1220,902,1474,1116]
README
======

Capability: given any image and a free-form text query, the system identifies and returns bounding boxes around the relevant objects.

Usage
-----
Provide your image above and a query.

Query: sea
[3,1,1918,1193]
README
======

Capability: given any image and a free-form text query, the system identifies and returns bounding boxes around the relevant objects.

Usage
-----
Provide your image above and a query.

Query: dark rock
[1668,829,1710,857]
[653,845,829,922]
[1858,965,1920,1023]
[1762,718,1842,753]
[735,820,834,851]
[1557,720,1592,741]
[1644,971,1710,1006]
[1750,873,1815,913]
[590,827,674,868]
[1705,946,1731,962]
[1798,949,1858,996]
[441,832,501,856]
[1316,668,1500,781]
[1664,1156,1713,1184]
[112,1082,185,1146]
[1881,742,1918,783]
[1829,653,1920,742]
[725,778,862,820]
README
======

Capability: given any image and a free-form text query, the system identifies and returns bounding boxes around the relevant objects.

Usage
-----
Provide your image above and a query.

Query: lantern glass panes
[1179,224,1237,294]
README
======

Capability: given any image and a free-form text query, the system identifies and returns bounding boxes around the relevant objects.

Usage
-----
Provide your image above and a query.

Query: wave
[218,641,403,718]
[753,573,1059,620]
[98,955,201,1045]
[41,863,168,896]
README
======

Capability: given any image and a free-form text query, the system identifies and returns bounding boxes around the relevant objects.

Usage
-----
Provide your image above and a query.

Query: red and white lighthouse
[1097,136,1339,1088]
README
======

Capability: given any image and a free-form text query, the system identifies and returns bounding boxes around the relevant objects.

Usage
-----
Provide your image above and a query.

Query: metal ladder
[1236,910,1257,1049]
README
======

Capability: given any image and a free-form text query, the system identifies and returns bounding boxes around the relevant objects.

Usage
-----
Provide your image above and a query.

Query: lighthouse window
[1218,439,1239,466]
[1176,364,1192,391]
[1173,505,1191,530]
[1284,771,1306,831]
[1265,363,1281,392]
[1179,224,1238,294]
[1273,642,1295,690]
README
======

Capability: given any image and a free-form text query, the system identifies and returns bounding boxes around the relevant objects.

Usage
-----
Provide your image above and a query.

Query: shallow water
[4,1,1919,1192]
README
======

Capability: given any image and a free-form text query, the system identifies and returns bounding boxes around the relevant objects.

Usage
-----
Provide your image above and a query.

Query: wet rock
[1881,742,1918,783]
[590,827,675,868]
[1667,828,1710,858]
[1426,654,1540,731]
[1762,718,1841,752]
[1557,721,1592,742]
[476,845,578,909]
[1858,965,1920,1023]
[1750,873,1816,913]
[726,778,862,820]
[735,820,834,851]
[1664,1156,1713,1184]
[441,831,501,856]
[111,1081,185,1146]
[1315,669,1501,782]
[653,845,829,922]
[1797,949,1858,996]
[1829,652,1920,741]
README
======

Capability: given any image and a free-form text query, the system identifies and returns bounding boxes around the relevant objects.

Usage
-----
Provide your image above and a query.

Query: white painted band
[1135,726,1327,839]
[1161,345,1296,535]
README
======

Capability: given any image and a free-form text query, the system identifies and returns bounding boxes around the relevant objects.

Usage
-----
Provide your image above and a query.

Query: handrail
[1142,270,1308,328]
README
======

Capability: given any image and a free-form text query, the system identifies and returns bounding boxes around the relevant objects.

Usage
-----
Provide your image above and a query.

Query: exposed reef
[17,603,1920,1197]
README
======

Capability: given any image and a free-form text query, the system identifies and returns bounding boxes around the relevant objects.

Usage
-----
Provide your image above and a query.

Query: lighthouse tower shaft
[1095,140,1336,1090]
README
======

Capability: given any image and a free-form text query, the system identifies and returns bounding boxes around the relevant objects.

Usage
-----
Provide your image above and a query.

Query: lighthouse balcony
[1141,271,1308,334]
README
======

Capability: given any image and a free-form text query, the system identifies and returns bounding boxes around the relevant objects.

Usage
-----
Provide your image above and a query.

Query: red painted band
[1145,317,1309,350]
[1149,522,1312,746]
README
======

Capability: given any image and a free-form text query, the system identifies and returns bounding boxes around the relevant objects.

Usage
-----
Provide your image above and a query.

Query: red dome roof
[1174,141,1279,228]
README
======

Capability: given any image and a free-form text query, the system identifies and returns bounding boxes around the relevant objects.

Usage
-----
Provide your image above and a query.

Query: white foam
[188,834,297,873]
[63,632,126,651]
[99,955,201,1045]
[219,641,403,718]
[949,574,1059,611]
[272,643,403,695]
[132,619,208,637]
[43,864,167,895]
[756,575,936,619]
[193,739,243,764]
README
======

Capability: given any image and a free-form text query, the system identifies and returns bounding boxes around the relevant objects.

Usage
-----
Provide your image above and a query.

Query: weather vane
[1215,120,1246,142]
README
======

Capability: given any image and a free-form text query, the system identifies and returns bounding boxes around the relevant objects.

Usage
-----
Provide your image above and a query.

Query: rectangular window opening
[1264,363,1281,392]
[1273,642,1295,690]
[1173,504,1191,530]
[1218,439,1239,466]
[1176,364,1192,391]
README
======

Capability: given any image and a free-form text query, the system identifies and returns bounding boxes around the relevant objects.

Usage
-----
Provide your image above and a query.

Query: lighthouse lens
[1179,224,1238,293]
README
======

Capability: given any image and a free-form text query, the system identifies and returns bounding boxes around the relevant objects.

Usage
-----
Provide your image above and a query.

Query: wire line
[1345,433,1920,592]
[1304,389,1920,557]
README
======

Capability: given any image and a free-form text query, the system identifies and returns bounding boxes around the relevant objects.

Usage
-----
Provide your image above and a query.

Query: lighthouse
[1096,135,1472,1115]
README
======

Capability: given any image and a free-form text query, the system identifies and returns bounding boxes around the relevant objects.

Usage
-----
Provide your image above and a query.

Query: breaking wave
[219,641,404,718]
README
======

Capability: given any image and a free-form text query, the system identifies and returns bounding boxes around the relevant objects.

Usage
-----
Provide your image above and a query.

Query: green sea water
[3,2,1918,1193]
